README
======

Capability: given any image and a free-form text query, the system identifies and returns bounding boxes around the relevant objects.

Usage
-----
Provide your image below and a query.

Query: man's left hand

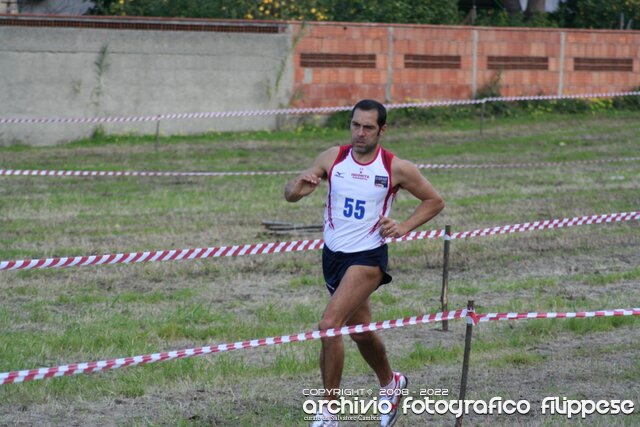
[378,215,404,238]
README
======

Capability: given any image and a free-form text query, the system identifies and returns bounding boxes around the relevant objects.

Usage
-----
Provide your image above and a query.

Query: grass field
[0,110,639,426]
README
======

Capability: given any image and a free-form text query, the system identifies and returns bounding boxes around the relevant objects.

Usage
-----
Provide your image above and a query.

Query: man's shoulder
[380,146,396,156]
[321,145,346,155]
[320,145,349,162]
[384,148,419,174]
[314,145,347,172]
[390,155,416,170]
[380,146,396,164]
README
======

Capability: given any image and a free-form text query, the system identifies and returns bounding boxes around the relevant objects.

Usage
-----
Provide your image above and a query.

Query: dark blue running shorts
[322,244,393,294]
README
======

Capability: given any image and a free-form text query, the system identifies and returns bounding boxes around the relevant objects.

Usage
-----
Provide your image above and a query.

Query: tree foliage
[326,0,460,25]
[90,0,459,25]
[554,0,640,30]
[92,0,255,19]
[88,0,640,30]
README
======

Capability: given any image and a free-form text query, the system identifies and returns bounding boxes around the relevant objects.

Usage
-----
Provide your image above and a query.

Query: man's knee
[319,316,341,332]
[350,330,376,345]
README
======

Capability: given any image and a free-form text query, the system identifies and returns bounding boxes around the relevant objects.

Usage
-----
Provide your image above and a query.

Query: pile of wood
[261,220,323,235]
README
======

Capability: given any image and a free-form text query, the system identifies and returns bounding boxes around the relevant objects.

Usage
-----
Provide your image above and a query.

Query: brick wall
[291,22,640,108]
[1,14,638,145]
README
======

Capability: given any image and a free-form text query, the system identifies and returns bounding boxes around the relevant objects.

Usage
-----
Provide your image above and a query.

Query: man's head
[350,99,387,156]
[351,99,387,129]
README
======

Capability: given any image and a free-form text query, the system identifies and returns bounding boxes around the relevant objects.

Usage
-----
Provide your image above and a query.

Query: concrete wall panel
[0,25,293,145]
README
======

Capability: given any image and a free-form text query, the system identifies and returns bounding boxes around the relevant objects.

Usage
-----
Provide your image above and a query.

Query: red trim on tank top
[350,145,380,166]
[378,147,397,221]
[326,145,351,229]
[366,147,397,236]
[380,147,395,190]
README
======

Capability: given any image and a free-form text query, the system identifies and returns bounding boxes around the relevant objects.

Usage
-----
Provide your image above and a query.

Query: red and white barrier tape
[0,238,325,271]
[0,168,297,177]
[2,307,638,385]
[1,91,638,125]
[414,156,640,170]
[474,308,640,325]
[1,212,637,272]
[447,211,638,240]
[2,157,638,179]
[0,309,467,385]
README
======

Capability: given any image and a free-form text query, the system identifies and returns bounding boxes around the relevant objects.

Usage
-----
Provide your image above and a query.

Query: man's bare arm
[379,158,444,238]
[284,147,339,202]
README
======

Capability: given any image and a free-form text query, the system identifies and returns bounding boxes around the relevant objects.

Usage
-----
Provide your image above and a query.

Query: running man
[285,99,444,427]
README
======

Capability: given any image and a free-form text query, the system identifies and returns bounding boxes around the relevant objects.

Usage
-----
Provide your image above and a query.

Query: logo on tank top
[351,167,369,181]
[374,175,389,188]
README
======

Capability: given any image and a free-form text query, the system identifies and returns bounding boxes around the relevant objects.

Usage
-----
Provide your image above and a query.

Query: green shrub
[612,87,640,110]
[474,71,514,117]
[324,110,351,129]
[324,82,640,129]
[387,105,476,127]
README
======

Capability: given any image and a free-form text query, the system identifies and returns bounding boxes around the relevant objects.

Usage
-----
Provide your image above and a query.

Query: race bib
[333,194,377,222]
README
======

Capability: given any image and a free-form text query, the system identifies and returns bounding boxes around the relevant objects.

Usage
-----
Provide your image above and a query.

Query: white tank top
[323,145,398,253]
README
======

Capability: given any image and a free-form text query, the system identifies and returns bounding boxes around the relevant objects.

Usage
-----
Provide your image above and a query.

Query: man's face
[350,108,386,156]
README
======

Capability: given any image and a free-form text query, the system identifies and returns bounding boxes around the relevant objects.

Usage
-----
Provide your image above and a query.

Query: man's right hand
[284,173,321,202]
[283,146,338,203]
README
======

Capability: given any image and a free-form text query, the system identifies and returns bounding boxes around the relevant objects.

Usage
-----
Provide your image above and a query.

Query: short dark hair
[351,99,387,128]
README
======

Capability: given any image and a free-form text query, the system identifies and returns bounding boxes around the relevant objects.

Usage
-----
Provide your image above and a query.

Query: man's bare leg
[347,299,393,387]
[318,265,383,398]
